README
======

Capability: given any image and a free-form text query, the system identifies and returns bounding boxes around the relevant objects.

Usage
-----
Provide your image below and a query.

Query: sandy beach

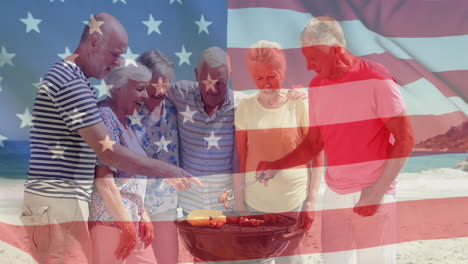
[1,167,467,263]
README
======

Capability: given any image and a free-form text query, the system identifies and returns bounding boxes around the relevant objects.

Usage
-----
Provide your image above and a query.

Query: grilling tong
[218,171,271,210]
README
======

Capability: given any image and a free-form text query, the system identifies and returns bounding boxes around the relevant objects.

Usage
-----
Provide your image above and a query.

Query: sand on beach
[1,167,467,264]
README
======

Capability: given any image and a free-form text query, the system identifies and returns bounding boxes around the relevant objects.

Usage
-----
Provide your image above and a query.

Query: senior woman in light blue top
[131,50,180,264]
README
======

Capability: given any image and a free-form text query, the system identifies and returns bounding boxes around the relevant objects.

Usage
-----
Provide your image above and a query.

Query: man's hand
[219,189,234,210]
[256,161,279,187]
[139,211,154,248]
[353,186,385,217]
[286,84,307,100]
[116,221,138,260]
[299,201,315,231]
[166,167,203,191]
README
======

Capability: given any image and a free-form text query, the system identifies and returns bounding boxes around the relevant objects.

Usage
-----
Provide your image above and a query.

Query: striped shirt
[24,60,102,201]
[168,80,236,212]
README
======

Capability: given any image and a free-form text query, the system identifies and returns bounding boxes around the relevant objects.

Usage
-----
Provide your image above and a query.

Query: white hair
[300,16,347,47]
[197,46,230,75]
[250,40,282,50]
[246,40,286,77]
[105,62,151,90]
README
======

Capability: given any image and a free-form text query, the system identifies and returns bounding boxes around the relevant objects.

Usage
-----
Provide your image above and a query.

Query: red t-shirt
[309,58,406,194]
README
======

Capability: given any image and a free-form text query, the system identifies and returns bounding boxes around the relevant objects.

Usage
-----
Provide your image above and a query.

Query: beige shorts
[20,192,92,264]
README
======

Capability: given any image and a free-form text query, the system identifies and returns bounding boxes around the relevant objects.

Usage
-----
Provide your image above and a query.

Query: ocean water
[0,141,466,179]
[0,141,31,179]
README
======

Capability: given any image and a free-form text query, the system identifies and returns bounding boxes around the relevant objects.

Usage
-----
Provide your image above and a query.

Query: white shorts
[321,185,397,264]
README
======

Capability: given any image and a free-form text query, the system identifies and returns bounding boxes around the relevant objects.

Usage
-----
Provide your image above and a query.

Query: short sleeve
[167,82,178,102]
[373,79,407,119]
[308,89,319,128]
[95,107,123,170]
[167,81,194,112]
[234,97,248,130]
[53,79,102,131]
[297,99,310,138]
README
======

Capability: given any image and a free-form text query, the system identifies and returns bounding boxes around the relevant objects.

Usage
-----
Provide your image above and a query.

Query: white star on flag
[113,0,127,4]
[142,14,162,35]
[0,134,7,148]
[95,80,113,98]
[151,77,168,93]
[99,135,116,152]
[50,0,65,2]
[20,12,42,33]
[123,47,138,67]
[204,131,221,149]
[17,108,33,128]
[33,77,43,89]
[128,110,143,126]
[202,73,218,92]
[194,14,212,34]
[170,0,182,4]
[58,46,71,59]
[154,135,172,152]
[175,45,192,66]
[84,15,104,35]
[179,105,197,124]
[49,142,67,160]
[57,46,79,61]
[0,76,3,92]
[0,46,15,67]
[70,108,86,125]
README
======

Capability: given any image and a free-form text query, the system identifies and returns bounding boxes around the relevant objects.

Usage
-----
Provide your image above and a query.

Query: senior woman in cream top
[234,40,324,264]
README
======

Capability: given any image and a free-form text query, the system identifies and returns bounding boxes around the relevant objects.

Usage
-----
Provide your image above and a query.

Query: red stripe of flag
[2,197,467,262]
[228,0,468,38]
[229,48,463,98]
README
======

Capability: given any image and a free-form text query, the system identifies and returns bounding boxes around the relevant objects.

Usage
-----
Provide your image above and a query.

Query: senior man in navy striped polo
[20,13,200,264]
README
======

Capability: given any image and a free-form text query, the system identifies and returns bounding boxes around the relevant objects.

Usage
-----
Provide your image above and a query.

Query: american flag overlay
[0,0,467,263]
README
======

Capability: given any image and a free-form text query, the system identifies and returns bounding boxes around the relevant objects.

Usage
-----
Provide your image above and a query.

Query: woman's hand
[299,201,315,231]
[139,210,154,248]
[116,221,138,260]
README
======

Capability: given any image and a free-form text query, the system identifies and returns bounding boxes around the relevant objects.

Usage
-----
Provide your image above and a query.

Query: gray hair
[197,47,230,76]
[246,40,286,77]
[301,16,347,47]
[136,50,175,82]
[105,62,152,91]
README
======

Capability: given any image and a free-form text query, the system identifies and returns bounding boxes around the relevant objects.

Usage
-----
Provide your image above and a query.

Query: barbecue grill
[175,213,304,263]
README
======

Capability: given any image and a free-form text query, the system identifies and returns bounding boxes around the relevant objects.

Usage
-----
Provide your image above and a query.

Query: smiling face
[250,63,284,94]
[116,79,149,116]
[144,74,170,112]
[90,29,128,80]
[196,63,229,108]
